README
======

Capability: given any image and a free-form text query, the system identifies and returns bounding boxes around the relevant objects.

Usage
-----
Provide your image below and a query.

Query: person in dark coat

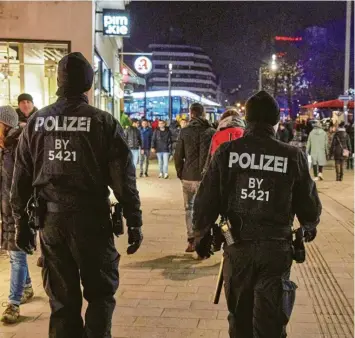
[151,120,172,178]
[330,121,352,181]
[10,52,143,337]
[0,106,34,324]
[139,119,153,177]
[174,103,215,252]
[193,90,321,338]
[277,123,290,143]
[16,93,37,128]
[346,122,354,170]
[124,118,142,169]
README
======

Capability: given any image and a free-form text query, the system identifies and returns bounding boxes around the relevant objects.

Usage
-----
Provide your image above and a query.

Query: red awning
[301,99,354,109]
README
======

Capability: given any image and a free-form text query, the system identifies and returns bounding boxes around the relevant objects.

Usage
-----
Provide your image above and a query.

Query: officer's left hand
[127,227,143,255]
[195,232,214,259]
[304,228,317,242]
[15,225,36,255]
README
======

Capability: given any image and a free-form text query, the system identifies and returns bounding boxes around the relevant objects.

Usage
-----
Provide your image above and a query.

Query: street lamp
[271,54,278,71]
[168,63,173,122]
[259,54,278,91]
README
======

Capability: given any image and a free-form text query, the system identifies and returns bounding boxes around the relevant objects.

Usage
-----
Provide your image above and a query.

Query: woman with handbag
[330,121,352,181]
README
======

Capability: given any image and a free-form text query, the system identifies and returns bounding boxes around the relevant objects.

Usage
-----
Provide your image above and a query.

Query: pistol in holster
[26,194,46,230]
[292,227,306,263]
[111,202,124,237]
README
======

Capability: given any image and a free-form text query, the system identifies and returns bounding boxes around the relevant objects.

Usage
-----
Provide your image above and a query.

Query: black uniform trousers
[223,240,296,338]
[39,210,120,338]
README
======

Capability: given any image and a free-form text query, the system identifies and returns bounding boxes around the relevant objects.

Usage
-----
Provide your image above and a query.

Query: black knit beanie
[57,52,94,97]
[18,93,33,104]
[245,90,280,126]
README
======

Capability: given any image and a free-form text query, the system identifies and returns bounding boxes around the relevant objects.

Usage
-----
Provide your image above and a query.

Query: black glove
[127,227,143,255]
[195,231,214,259]
[15,220,36,255]
[304,228,317,242]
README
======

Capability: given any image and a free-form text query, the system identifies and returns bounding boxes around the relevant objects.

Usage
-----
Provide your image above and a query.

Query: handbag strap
[336,135,345,150]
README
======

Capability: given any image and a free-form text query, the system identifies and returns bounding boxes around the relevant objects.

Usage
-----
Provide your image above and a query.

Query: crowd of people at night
[121,109,354,183]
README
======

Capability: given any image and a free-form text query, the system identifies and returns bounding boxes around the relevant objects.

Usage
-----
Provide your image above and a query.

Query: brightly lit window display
[0,41,69,108]
[124,89,220,121]
[93,52,115,115]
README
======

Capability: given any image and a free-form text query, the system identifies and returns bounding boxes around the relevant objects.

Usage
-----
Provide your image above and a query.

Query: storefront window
[0,41,68,108]
[94,53,101,109]
[94,52,114,115]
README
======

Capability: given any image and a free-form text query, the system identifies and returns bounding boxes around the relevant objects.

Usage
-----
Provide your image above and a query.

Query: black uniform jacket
[193,123,322,241]
[10,94,142,228]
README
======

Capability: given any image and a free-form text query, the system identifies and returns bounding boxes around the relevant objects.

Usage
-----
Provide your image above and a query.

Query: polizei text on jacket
[228,152,288,173]
[35,116,91,132]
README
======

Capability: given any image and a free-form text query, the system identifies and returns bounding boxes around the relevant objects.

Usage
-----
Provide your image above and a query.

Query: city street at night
[0,163,353,338]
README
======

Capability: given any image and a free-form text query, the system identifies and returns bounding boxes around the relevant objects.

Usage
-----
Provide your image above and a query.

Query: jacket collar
[56,93,89,104]
[244,122,276,139]
[217,116,245,131]
[189,117,211,128]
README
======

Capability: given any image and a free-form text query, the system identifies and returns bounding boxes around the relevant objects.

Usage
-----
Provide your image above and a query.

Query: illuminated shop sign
[134,56,153,75]
[103,9,130,37]
[275,36,303,42]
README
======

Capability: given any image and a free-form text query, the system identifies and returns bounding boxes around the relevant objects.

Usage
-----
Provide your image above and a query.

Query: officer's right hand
[127,227,143,255]
[15,225,36,255]
[195,232,214,259]
[304,228,317,242]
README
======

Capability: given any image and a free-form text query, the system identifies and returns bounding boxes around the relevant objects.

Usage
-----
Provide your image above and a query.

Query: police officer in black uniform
[193,91,321,338]
[10,52,143,338]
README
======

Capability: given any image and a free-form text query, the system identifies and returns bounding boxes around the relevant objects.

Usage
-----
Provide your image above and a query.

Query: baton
[213,256,224,304]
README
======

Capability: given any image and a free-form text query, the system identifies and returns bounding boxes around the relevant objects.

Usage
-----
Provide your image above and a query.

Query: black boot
[185,238,195,253]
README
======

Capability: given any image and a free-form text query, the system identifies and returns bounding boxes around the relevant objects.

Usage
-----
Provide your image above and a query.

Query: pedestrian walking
[170,120,181,159]
[140,119,153,177]
[0,106,34,324]
[124,118,142,168]
[16,93,37,128]
[174,103,215,252]
[151,120,172,178]
[277,122,290,143]
[346,122,354,170]
[204,108,244,170]
[193,90,322,338]
[330,121,352,181]
[10,52,143,338]
[306,120,328,181]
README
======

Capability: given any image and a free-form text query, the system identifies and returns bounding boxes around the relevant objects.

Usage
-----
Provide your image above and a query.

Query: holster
[111,203,124,237]
[292,228,306,263]
[27,194,47,230]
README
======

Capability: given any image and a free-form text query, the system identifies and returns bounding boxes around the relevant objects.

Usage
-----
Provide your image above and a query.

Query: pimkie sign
[103,9,130,37]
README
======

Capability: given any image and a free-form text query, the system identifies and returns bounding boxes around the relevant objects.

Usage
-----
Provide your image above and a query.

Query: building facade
[0,0,127,120]
[148,44,217,99]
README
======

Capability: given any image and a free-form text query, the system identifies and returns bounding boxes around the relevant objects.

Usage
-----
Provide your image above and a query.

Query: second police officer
[11,52,143,338]
[193,91,322,338]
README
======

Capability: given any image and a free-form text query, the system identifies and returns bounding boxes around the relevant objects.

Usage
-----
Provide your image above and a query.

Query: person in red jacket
[205,109,245,169]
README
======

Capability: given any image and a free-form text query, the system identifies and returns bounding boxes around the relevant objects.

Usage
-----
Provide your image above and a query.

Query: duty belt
[46,200,110,213]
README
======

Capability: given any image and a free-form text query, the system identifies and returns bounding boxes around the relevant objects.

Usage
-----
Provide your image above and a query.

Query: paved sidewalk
[0,163,353,338]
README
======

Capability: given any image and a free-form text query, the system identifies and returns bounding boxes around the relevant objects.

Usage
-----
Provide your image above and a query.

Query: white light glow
[169,63,173,71]
[271,63,278,71]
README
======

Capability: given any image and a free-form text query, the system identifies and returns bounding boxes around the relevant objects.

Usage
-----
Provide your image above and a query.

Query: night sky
[126,1,348,100]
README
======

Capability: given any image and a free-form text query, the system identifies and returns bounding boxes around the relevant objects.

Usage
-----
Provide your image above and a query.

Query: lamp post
[270,54,278,96]
[168,63,173,122]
